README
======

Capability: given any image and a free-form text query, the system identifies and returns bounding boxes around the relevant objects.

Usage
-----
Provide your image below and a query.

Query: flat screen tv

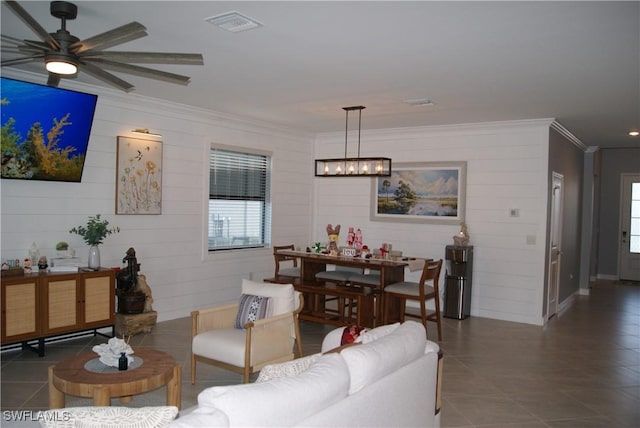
[1,77,98,182]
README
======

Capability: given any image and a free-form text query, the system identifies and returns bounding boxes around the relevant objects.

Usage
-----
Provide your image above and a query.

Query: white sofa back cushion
[340,320,427,394]
[197,353,350,427]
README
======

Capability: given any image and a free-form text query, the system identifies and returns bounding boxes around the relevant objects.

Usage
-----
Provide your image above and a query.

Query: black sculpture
[116,247,145,314]
[116,247,140,292]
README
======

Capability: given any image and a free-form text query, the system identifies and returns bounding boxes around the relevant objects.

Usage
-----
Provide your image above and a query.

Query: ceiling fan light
[45,54,77,75]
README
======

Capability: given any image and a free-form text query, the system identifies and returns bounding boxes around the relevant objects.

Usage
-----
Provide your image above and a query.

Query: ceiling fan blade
[1,46,43,55]
[4,1,59,50]
[47,73,61,87]
[72,22,147,53]
[88,59,191,85]
[0,34,50,53]
[79,51,204,65]
[1,54,44,67]
[79,60,135,92]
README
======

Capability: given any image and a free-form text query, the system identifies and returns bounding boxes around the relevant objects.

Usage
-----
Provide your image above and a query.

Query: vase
[88,245,101,270]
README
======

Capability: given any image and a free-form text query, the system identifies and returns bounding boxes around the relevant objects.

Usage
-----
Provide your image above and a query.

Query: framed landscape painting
[371,161,466,224]
[116,136,163,215]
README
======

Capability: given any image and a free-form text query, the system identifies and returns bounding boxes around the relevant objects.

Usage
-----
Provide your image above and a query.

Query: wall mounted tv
[1,77,98,182]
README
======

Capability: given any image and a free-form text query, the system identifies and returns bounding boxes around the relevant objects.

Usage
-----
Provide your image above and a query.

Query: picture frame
[116,136,163,215]
[371,161,466,224]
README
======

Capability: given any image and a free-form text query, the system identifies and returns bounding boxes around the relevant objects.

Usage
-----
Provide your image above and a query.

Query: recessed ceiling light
[206,11,263,33]
[629,130,639,137]
[403,98,435,107]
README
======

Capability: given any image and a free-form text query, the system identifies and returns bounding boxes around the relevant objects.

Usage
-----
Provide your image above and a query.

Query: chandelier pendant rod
[357,107,362,159]
[344,108,349,159]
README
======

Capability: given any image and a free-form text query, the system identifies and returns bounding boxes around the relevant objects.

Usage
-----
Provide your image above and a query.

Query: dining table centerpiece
[69,214,119,269]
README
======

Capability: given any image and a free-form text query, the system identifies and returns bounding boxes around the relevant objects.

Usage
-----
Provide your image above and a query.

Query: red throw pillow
[341,325,366,345]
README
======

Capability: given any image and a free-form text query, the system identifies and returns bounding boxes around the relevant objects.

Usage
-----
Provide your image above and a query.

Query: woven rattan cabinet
[1,269,115,356]
[42,270,115,336]
[1,275,40,344]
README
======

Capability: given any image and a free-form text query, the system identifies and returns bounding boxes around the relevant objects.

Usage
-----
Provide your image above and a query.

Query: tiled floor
[1,279,638,427]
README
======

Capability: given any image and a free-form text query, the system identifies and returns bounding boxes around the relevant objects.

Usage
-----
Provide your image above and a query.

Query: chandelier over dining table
[315,106,392,177]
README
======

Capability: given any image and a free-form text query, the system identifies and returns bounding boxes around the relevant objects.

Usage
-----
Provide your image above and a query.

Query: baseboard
[557,293,576,315]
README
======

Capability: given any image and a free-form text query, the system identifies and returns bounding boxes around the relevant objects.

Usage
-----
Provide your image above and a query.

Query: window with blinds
[208,146,271,251]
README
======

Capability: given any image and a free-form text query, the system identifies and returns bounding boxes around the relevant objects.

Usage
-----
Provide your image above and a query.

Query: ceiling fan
[1,0,204,92]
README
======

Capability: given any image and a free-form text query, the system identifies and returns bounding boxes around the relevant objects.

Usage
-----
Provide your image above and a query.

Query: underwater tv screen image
[1,77,98,182]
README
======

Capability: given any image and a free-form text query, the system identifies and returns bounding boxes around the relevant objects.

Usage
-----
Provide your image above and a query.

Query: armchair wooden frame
[191,294,304,384]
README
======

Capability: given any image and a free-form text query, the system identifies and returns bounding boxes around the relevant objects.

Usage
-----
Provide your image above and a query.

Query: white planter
[88,245,101,269]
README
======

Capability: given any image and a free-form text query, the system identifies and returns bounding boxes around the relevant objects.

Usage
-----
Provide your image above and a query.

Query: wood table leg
[92,386,111,406]
[167,364,181,409]
[48,365,65,409]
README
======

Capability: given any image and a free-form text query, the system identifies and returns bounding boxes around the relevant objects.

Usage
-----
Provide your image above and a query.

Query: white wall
[1,71,557,326]
[1,71,314,322]
[313,120,553,325]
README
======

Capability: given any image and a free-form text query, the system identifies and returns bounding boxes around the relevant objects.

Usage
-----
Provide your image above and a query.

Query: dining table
[276,249,417,326]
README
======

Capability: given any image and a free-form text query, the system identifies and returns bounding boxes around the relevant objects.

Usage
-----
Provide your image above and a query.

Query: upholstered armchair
[191,280,304,384]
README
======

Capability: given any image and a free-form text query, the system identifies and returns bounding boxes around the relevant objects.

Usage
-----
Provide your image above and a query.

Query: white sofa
[169,320,442,428]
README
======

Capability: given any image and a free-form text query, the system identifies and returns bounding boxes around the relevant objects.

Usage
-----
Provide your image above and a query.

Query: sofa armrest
[191,303,238,337]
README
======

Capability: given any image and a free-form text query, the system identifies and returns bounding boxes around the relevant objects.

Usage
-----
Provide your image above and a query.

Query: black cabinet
[444,245,473,319]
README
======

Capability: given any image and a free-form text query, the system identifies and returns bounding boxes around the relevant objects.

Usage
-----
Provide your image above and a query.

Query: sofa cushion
[256,352,322,383]
[359,322,400,344]
[241,279,295,315]
[38,406,178,428]
[192,328,247,366]
[341,321,426,394]
[234,294,272,329]
[166,406,229,428]
[198,353,350,426]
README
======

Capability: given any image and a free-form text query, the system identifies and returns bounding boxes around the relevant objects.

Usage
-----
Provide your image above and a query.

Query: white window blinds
[208,147,271,250]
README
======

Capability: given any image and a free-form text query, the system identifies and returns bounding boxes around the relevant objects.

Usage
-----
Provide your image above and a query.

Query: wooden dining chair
[272,244,300,283]
[383,259,443,340]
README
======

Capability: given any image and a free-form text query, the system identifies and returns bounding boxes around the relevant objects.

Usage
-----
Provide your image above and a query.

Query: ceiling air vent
[206,11,263,33]
[403,98,435,107]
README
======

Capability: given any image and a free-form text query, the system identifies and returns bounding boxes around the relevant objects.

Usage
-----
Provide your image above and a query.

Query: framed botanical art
[371,161,466,224]
[116,136,163,215]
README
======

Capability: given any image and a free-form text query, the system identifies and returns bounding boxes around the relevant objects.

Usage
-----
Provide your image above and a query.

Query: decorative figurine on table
[312,242,324,254]
[326,224,341,256]
[346,227,355,247]
[354,228,363,251]
[453,221,470,246]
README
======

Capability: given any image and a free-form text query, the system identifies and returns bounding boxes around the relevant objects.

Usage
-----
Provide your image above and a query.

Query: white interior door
[619,174,640,281]
[547,173,563,319]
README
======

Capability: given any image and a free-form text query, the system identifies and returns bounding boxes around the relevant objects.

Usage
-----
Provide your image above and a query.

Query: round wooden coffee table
[48,347,181,409]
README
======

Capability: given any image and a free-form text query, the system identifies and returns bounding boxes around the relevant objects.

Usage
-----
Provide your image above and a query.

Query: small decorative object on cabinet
[444,245,473,320]
[453,221,470,246]
[69,214,119,269]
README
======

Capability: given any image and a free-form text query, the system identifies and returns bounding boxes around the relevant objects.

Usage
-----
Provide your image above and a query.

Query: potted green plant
[70,214,119,269]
